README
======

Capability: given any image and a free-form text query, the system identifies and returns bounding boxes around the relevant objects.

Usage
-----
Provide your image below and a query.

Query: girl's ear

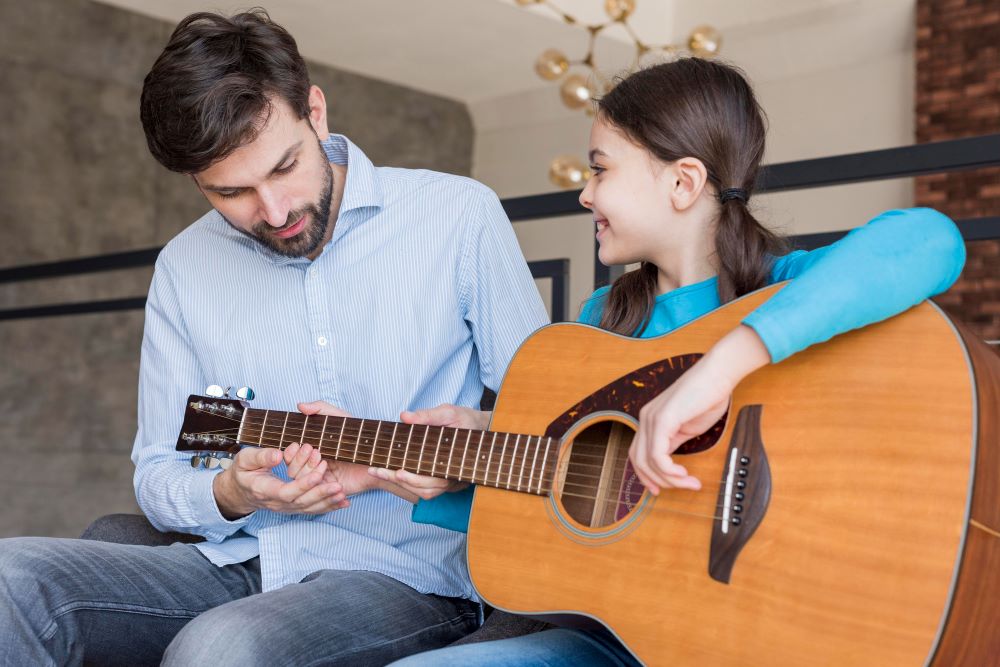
[668,157,709,212]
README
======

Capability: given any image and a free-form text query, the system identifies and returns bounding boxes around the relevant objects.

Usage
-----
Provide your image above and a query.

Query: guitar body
[469,285,1000,665]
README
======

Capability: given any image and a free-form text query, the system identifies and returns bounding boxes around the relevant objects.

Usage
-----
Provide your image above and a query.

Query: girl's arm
[631,207,966,493]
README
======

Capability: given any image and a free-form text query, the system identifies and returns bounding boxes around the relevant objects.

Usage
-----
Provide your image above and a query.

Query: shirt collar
[322,133,383,214]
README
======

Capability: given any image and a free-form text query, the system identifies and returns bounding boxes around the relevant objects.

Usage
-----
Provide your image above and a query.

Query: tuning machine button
[205,385,225,398]
[205,456,221,469]
[219,454,234,470]
[190,455,204,468]
[236,387,255,401]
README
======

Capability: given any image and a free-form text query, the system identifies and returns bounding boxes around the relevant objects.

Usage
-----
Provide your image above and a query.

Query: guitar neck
[239,408,556,495]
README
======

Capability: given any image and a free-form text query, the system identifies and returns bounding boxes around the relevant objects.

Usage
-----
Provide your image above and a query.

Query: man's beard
[233,148,334,258]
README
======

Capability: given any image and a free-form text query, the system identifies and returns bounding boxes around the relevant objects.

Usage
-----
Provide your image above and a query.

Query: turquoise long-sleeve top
[410,207,966,533]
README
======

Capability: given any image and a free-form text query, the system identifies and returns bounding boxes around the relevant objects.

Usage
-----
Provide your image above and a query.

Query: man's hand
[365,404,490,501]
[212,446,348,520]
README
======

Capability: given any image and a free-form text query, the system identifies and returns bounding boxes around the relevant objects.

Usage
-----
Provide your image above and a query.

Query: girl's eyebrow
[588,148,608,162]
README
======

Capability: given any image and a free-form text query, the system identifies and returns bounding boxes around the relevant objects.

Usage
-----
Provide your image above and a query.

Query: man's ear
[307,85,330,139]
[668,157,709,212]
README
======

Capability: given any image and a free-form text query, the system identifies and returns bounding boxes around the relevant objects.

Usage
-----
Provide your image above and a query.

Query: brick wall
[915,0,1000,341]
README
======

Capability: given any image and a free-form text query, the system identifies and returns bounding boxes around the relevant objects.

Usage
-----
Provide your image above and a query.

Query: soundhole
[556,419,645,529]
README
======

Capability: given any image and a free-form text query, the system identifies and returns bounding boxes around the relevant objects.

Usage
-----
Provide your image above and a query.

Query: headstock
[175,393,246,458]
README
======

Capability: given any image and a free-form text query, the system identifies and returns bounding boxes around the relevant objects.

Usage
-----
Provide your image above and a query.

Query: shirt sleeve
[743,207,966,363]
[131,254,253,542]
[457,187,550,390]
[578,286,611,325]
[412,186,549,533]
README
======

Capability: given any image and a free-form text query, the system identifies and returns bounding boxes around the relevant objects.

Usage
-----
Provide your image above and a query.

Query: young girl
[374,57,965,664]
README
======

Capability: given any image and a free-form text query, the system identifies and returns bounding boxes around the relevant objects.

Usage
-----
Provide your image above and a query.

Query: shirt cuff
[189,469,253,541]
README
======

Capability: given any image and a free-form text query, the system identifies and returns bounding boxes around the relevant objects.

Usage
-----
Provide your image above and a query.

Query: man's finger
[298,400,352,418]
[237,447,282,471]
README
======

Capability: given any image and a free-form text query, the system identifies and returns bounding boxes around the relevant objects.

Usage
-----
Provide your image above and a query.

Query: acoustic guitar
[176,284,1000,665]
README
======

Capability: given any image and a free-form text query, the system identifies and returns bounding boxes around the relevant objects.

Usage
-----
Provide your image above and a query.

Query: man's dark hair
[140,8,311,173]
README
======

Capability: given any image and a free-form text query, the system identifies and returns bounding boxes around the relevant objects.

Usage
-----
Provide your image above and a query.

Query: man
[0,9,547,665]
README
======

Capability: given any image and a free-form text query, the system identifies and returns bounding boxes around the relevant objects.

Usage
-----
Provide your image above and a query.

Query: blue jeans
[0,537,478,666]
[389,627,640,666]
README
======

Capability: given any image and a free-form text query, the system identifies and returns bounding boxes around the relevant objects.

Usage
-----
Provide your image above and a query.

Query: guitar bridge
[709,404,771,584]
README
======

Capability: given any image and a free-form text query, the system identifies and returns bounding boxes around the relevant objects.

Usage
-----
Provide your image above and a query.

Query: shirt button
[317,336,328,346]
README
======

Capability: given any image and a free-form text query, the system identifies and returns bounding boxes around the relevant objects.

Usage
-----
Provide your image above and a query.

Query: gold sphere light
[534,48,570,81]
[688,25,722,57]
[548,155,592,189]
[520,0,720,186]
[559,74,595,109]
[523,1,721,110]
[604,0,636,21]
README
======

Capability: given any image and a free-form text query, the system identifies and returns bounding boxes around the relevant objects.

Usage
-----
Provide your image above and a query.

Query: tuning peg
[205,455,220,469]
[236,386,255,401]
[219,454,234,470]
[190,455,203,468]
[205,385,225,398]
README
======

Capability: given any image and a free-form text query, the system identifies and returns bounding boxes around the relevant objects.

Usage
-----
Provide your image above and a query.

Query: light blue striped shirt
[131,134,549,598]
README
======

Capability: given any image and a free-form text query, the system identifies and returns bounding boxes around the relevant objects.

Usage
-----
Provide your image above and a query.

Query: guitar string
[184,422,740,514]
[190,425,732,493]
[186,421,732,494]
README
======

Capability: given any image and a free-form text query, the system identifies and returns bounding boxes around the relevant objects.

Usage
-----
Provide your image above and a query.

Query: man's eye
[275,160,298,175]
[217,190,241,199]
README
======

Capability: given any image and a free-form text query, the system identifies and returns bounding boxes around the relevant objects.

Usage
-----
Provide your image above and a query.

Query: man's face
[194,98,334,259]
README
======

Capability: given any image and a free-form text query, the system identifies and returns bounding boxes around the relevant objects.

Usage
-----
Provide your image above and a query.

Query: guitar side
[468,286,989,665]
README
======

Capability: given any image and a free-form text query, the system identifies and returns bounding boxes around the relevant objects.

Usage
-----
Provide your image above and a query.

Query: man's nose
[257,186,290,228]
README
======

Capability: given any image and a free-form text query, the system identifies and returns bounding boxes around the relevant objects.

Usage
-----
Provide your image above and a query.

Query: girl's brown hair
[595,58,787,336]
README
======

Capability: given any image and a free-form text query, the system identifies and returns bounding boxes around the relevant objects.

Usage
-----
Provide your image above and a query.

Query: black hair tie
[719,188,749,204]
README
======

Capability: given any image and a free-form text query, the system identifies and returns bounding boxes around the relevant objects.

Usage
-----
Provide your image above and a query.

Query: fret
[417,426,429,474]
[472,432,486,482]
[259,410,269,446]
[508,435,520,490]
[299,416,308,445]
[279,412,289,451]
[461,429,472,483]
[388,422,398,469]
[538,437,551,494]
[431,426,444,476]
[495,434,509,488]
[445,427,459,479]
[528,436,541,495]
[403,424,414,472]
[336,417,346,460]
[318,416,328,457]
[517,433,529,492]
[355,419,365,462]
[238,405,249,444]
[487,433,500,485]
[370,421,381,465]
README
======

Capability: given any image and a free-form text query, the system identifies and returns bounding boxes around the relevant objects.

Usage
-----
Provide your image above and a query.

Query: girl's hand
[629,325,771,494]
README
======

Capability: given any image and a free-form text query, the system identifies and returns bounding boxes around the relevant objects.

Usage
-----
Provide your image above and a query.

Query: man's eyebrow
[588,148,608,162]
[201,141,304,192]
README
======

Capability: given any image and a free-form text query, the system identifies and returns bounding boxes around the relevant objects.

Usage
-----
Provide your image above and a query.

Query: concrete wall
[0,0,473,537]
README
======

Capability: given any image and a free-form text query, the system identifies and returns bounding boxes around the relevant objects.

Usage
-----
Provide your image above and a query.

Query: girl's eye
[590,165,605,175]
[275,159,298,175]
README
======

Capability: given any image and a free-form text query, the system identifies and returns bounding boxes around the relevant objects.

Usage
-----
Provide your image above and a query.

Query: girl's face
[579,117,677,266]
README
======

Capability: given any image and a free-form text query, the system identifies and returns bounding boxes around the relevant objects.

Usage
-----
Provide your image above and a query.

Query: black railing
[3,133,1000,324]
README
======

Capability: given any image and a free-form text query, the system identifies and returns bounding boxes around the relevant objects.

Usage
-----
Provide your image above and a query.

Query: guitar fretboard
[238,409,557,495]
